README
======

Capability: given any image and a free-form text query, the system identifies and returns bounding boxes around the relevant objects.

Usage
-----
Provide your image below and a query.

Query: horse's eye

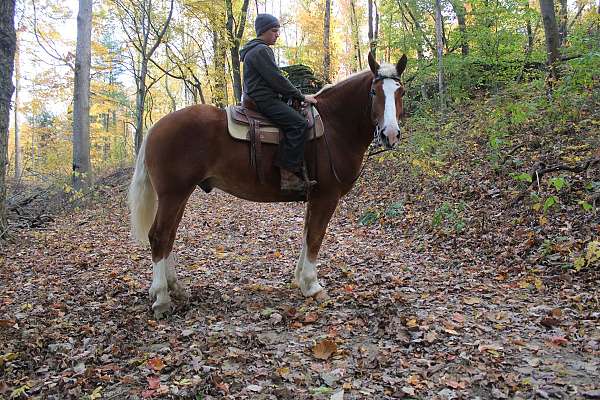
[370,89,376,96]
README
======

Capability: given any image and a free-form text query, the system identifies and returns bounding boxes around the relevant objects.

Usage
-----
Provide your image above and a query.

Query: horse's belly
[203,179,305,203]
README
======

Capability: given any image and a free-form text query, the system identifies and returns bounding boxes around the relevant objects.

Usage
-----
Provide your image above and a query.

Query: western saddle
[225,96,324,183]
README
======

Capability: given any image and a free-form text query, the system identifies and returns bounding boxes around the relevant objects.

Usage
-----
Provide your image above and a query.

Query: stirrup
[300,166,317,189]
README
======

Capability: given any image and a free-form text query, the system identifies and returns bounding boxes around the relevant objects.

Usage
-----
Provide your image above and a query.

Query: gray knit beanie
[255,14,280,36]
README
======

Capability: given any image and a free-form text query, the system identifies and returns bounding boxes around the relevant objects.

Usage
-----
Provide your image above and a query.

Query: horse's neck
[320,73,374,152]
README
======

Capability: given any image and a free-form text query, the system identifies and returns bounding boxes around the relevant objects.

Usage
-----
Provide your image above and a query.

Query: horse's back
[144,104,230,189]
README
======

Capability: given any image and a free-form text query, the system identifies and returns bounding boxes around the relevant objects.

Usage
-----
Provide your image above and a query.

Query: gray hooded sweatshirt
[239,39,304,103]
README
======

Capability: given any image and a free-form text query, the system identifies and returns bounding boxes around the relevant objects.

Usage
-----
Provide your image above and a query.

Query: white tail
[128,132,157,245]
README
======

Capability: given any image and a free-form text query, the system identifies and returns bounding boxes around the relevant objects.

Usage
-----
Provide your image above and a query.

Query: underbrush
[348,56,600,277]
[5,168,131,235]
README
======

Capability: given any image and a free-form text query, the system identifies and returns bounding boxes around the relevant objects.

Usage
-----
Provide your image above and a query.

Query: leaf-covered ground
[2,89,600,399]
[1,173,598,399]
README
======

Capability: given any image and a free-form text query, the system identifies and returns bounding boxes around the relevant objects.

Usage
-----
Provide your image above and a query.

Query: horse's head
[368,52,407,149]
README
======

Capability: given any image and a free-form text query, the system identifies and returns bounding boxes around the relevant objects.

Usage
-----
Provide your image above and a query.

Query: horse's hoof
[152,300,172,319]
[314,290,330,302]
[172,287,189,302]
[301,282,324,297]
[149,285,165,300]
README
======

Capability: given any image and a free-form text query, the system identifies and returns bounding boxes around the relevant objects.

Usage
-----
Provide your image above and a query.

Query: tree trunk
[213,30,227,107]
[349,0,362,71]
[450,0,468,56]
[14,34,21,182]
[526,17,534,56]
[558,0,568,46]
[323,0,331,82]
[374,2,379,55]
[539,0,560,68]
[0,0,16,236]
[226,0,250,104]
[165,76,177,112]
[434,0,446,110]
[72,0,93,190]
[368,0,376,58]
[134,59,148,154]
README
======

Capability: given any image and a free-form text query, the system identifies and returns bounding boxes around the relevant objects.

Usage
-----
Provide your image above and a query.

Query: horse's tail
[128,130,157,245]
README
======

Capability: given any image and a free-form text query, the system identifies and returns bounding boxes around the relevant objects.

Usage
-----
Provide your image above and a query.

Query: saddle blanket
[225,105,324,144]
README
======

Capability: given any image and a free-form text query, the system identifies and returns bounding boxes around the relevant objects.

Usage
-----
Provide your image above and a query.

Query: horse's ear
[368,52,380,75]
[396,54,408,77]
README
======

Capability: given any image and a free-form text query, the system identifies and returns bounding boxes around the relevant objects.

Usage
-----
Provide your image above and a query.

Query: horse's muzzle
[380,129,400,149]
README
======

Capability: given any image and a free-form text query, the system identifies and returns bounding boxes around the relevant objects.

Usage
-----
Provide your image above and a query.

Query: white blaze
[382,79,401,144]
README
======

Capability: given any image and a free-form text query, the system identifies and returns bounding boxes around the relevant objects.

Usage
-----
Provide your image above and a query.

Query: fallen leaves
[313,339,338,360]
[463,297,481,305]
[146,357,165,372]
[2,130,599,400]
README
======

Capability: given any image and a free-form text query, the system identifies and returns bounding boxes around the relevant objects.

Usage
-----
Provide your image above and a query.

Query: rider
[239,13,318,193]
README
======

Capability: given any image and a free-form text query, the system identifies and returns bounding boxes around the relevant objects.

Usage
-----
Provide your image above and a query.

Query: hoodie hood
[240,39,267,61]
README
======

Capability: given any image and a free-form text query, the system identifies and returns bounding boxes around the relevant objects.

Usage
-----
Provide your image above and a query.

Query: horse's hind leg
[148,190,193,318]
[295,196,339,298]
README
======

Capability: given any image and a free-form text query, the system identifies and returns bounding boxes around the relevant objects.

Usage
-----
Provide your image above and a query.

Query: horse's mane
[315,64,398,97]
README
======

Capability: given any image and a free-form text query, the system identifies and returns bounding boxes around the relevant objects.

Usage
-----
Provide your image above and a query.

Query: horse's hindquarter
[145,105,305,202]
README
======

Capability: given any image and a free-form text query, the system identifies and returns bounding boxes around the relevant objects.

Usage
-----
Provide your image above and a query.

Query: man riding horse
[239,14,318,194]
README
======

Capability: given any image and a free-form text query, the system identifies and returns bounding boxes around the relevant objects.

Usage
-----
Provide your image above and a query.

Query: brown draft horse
[128,52,408,318]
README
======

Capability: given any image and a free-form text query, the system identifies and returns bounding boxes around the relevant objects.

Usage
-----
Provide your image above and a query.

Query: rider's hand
[303,94,318,104]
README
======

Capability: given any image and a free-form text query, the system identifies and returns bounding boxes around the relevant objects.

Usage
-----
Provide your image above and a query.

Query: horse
[128,52,408,318]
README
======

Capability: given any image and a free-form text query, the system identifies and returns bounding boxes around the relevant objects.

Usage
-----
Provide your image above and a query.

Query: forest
[0,0,599,398]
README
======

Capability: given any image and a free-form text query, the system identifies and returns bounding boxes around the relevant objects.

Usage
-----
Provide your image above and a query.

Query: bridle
[368,75,404,143]
[323,74,404,186]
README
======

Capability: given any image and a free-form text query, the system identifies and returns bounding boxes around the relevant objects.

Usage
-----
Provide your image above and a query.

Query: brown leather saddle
[225,97,324,183]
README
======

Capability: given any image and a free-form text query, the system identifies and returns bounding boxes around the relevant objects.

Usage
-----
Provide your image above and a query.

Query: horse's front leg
[295,196,339,298]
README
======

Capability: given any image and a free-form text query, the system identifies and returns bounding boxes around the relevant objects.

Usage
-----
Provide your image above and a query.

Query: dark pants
[255,98,308,172]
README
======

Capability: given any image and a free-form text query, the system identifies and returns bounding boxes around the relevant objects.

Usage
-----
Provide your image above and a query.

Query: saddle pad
[225,105,324,145]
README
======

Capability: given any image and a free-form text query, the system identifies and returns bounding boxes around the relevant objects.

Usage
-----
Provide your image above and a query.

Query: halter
[369,75,402,99]
[324,74,404,187]
[368,75,403,142]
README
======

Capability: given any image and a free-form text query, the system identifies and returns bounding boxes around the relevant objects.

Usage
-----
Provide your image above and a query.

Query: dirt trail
[1,188,599,399]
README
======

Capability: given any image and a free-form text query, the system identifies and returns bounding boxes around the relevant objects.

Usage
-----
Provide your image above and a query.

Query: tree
[349,0,362,71]
[0,0,16,236]
[449,0,468,56]
[434,0,446,110]
[72,0,93,190]
[539,0,560,73]
[368,0,376,58]
[558,0,568,46]
[323,0,332,82]
[226,0,250,104]
[114,0,175,154]
[14,29,21,182]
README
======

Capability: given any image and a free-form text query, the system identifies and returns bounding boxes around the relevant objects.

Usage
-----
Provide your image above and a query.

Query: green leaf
[10,385,30,398]
[573,256,586,272]
[385,202,404,218]
[549,176,566,191]
[578,200,593,211]
[511,172,532,183]
[543,196,558,212]
[359,210,379,226]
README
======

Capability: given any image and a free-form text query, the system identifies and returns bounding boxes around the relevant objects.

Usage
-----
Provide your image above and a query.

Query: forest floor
[1,93,600,399]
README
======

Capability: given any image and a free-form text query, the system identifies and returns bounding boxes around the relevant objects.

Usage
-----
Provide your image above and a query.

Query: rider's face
[261,27,280,45]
